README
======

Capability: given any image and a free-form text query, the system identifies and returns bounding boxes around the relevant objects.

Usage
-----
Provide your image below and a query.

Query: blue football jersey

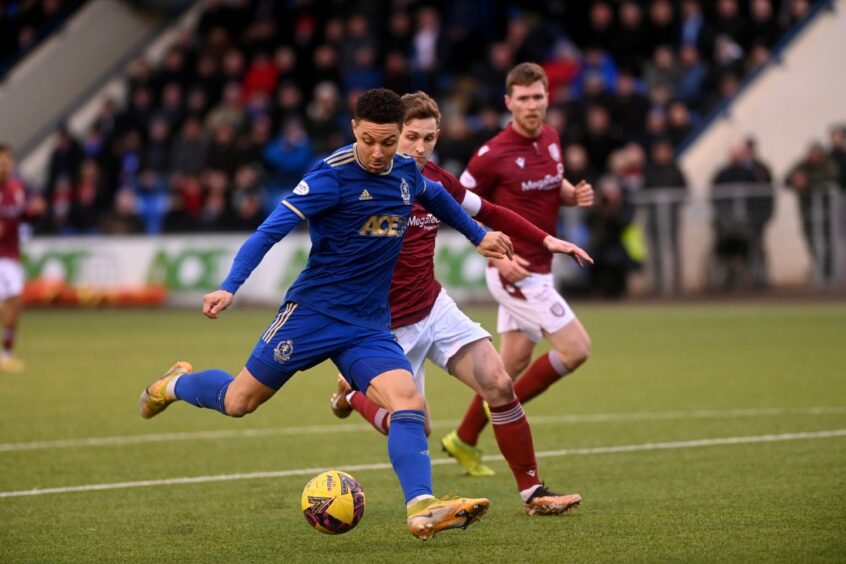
[281,145,427,329]
[220,143,486,331]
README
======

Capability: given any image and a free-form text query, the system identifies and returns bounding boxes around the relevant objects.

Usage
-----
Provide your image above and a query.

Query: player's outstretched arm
[542,236,594,268]
[560,179,594,207]
[213,202,304,315]
[417,177,505,250]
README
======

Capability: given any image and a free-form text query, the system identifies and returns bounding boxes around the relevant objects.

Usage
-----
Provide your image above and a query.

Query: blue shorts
[245,302,412,391]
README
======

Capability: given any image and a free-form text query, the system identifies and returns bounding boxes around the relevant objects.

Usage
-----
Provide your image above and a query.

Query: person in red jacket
[331,91,591,516]
[0,144,45,372]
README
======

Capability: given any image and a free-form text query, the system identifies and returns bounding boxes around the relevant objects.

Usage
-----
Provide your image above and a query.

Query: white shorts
[485,267,576,343]
[393,288,491,394]
[0,258,24,301]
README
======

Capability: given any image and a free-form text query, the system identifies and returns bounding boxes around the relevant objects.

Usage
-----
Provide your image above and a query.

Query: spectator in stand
[666,101,695,146]
[647,0,678,54]
[384,11,412,55]
[586,174,639,298]
[342,13,377,70]
[435,112,476,176]
[100,188,144,235]
[383,50,413,95]
[205,81,245,136]
[143,118,172,175]
[782,0,812,28]
[272,81,305,128]
[785,141,841,281]
[205,123,240,178]
[564,144,599,188]
[305,82,345,158]
[749,0,783,49]
[262,117,313,206]
[610,71,650,141]
[410,6,445,93]
[643,138,688,293]
[198,190,228,232]
[714,0,747,46]
[220,47,246,86]
[134,168,169,234]
[228,166,265,232]
[158,82,186,131]
[711,141,774,289]
[680,0,714,56]
[242,51,277,102]
[162,186,197,234]
[828,124,846,189]
[643,45,681,93]
[46,125,82,203]
[675,44,708,110]
[307,44,341,96]
[582,104,622,172]
[472,42,515,108]
[69,159,105,234]
[612,1,650,72]
[583,2,615,52]
[343,45,384,94]
[170,117,208,177]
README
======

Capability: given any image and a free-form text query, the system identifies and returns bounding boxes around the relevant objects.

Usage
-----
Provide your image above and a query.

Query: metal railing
[628,182,844,294]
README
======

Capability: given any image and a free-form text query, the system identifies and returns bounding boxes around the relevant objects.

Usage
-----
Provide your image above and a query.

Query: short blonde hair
[401,91,441,126]
[506,62,549,95]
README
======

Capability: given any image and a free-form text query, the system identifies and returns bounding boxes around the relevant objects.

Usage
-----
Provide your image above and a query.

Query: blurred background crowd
[2,0,844,295]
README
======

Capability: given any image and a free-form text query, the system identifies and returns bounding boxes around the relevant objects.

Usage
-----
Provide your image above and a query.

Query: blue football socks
[387,410,432,503]
[173,369,233,415]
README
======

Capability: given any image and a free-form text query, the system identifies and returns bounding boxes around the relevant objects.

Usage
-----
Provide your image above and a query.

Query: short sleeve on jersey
[281,165,340,219]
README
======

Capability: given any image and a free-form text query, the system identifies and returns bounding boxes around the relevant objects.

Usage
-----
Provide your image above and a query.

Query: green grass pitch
[1,302,844,562]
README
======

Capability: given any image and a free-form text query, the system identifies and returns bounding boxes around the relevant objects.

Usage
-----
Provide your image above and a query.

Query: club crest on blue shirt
[294,181,309,196]
[273,339,294,363]
[400,178,411,205]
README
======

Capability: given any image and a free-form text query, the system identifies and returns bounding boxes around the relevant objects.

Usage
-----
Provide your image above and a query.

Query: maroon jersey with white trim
[460,123,563,273]
[389,161,466,329]
[0,178,28,260]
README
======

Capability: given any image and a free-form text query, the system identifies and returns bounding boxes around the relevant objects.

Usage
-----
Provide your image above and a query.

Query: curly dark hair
[353,88,404,126]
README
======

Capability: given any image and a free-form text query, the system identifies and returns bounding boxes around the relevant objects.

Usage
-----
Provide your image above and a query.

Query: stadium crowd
[28,0,818,236]
[8,0,842,290]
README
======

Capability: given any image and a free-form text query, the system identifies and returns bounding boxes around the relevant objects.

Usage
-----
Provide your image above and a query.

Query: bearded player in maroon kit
[441,63,595,475]
[331,91,591,515]
[0,144,45,373]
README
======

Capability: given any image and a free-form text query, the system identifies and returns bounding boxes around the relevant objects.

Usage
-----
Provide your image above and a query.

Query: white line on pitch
[1,406,845,453]
[1,429,844,499]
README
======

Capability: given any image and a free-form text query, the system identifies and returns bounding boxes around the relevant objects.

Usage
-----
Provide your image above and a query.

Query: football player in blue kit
[138,88,513,540]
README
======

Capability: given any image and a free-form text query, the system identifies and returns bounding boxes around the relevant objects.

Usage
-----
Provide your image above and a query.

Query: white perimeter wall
[678,0,846,290]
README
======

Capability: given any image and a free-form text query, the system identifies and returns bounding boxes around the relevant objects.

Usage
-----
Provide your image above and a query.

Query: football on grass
[301,470,366,534]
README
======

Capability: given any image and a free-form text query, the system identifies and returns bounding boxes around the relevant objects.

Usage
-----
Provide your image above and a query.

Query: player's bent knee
[477,368,516,406]
[223,393,261,418]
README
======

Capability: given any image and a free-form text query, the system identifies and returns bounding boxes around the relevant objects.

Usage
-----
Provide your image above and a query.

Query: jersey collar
[353,143,395,176]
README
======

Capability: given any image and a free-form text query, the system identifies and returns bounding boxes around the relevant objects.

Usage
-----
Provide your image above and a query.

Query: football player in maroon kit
[442,63,595,475]
[0,144,45,373]
[331,91,591,515]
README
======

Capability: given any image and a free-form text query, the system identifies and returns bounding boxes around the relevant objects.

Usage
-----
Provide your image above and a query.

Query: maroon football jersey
[0,178,28,260]
[388,161,466,329]
[460,123,564,273]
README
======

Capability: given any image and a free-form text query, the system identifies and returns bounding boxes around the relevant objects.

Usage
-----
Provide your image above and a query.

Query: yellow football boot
[139,361,192,419]
[407,496,489,540]
[441,431,495,477]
